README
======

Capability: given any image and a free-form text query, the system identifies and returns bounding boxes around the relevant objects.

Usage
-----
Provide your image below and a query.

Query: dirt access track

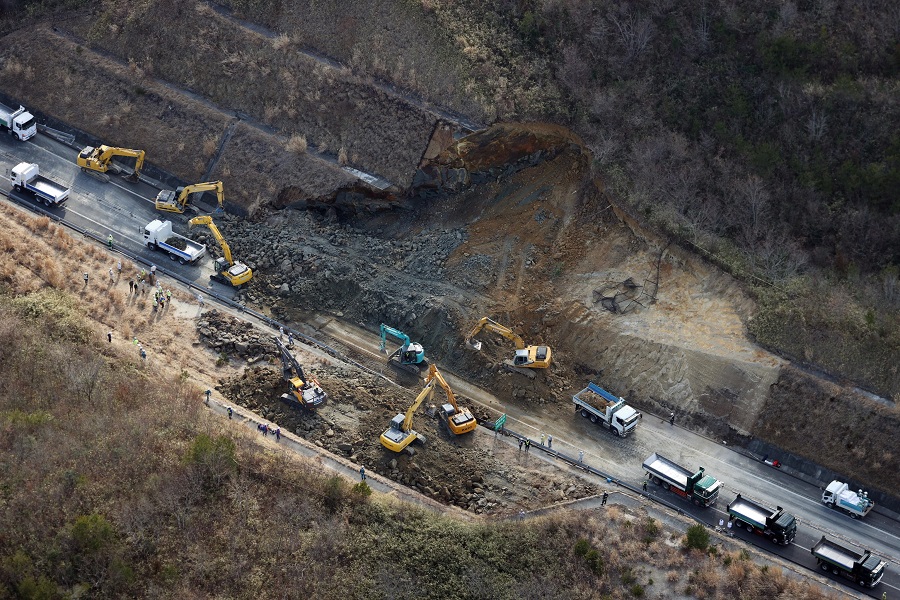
[0,4,896,500]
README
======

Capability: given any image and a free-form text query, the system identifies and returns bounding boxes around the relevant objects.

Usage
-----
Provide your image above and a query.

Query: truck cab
[690,471,722,506]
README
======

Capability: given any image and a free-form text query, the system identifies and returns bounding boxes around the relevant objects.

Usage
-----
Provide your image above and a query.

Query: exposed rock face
[412,123,584,195]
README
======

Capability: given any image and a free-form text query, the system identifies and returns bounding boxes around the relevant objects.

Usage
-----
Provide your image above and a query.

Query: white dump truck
[9,162,69,206]
[0,103,36,141]
[572,382,641,437]
[822,480,874,519]
[143,220,206,264]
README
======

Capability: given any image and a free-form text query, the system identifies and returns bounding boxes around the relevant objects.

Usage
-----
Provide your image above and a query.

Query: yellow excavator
[465,317,552,376]
[273,337,327,409]
[380,376,436,453]
[188,216,253,286]
[156,181,224,214]
[425,365,477,435]
[76,145,145,182]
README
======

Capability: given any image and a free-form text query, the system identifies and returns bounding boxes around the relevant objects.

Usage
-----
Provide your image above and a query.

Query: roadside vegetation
[214,0,898,398]
[2,0,895,395]
[0,198,840,599]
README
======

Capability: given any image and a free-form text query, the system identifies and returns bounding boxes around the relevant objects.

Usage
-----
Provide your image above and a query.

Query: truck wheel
[820,563,828,572]
[746,523,753,532]
[849,512,858,519]
[589,414,598,424]
[147,242,155,250]
[178,257,186,265]
[831,566,839,575]
[652,476,661,486]
[661,482,670,491]
[580,409,589,418]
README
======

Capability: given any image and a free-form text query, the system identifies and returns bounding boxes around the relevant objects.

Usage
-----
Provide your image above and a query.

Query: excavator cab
[465,317,552,371]
[399,343,425,365]
[76,144,144,182]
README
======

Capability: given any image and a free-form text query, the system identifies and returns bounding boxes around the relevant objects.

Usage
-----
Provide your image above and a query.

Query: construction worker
[669,412,675,426]
[359,466,366,481]
[642,480,648,493]
[547,435,553,449]
[602,491,609,506]
[578,450,584,462]
[205,390,211,405]
[540,433,545,446]
[83,272,89,285]
[227,406,233,419]
[107,234,113,248]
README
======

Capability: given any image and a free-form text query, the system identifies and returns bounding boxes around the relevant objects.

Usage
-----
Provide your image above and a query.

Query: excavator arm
[379,324,411,352]
[425,364,477,434]
[425,364,458,412]
[77,145,145,181]
[272,337,326,409]
[274,337,309,384]
[465,317,525,350]
[402,378,436,433]
[157,181,223,214]
[189,215,234,265]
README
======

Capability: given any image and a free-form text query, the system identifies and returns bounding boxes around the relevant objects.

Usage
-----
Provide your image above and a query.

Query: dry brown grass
[63,6,437,186]
[0,26,232,182]
[285,133,307,154]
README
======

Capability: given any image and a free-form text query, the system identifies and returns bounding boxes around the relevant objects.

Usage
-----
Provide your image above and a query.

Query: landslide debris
[201,312,597,513]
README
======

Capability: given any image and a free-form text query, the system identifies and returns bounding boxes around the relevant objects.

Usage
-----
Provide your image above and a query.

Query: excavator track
[502,360,536,379]
[81,168,110,184]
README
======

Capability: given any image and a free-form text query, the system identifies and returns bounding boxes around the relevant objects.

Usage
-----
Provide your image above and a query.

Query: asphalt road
[0,132,236,298]
[2,131,898,598]
[310,293,900,600]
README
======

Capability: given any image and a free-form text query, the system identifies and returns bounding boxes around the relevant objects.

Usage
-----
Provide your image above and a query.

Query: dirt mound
[216,363,596,514]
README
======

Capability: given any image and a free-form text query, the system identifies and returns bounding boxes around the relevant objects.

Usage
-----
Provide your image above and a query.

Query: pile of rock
[197,310,276,360]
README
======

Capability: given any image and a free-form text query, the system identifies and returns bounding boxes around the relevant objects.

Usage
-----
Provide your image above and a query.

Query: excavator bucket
[467,339,482,351]
[124,171,140,183]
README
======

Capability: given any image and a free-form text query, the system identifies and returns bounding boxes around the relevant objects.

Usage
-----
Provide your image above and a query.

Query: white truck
[822,480,874,519]
[9,162,69,206]
[573,382,641,437]
[0,103,37,141]
[143,220,206,264]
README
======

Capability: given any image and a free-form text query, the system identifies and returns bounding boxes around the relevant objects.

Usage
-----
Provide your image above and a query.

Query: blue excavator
[379,324,426,375]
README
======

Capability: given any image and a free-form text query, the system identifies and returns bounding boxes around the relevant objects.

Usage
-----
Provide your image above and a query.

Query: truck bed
[813,538,862,571]
[643,453,693,488]
[29,177,68,198]
[728,497,770,527]
[574,383,619,409]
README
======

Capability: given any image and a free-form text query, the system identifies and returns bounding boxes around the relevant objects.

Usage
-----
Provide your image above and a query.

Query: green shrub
[584,549,603,576]
[71,513,115,554]
[683,524,710,551]
[574,538,590,557]
[630,583,645,597]
[352,481,373,497]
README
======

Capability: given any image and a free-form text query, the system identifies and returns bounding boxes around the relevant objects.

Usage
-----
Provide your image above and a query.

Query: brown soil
[204,313,596,515]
